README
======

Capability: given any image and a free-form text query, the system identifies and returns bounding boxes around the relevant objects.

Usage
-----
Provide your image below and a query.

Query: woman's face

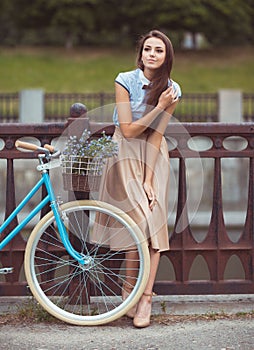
[141,37,166,70]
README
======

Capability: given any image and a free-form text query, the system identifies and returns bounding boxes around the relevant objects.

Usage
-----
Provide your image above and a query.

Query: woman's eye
[143,47,150,51]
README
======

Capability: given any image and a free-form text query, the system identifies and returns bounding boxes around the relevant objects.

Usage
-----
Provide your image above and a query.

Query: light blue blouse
[112,68,182,126]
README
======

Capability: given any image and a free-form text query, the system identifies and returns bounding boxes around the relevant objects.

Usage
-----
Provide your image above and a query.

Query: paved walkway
[0,295,254,350]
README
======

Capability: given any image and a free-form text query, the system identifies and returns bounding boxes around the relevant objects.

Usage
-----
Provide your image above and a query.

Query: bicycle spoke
[25,201,149,325]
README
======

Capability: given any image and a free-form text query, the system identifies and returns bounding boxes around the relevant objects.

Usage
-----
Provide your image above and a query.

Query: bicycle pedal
[0,267,14,274]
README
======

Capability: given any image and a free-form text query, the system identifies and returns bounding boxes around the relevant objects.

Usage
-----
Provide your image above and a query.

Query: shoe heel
[133,291,154,328]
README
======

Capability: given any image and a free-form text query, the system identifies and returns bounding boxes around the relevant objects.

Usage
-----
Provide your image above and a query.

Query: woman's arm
[144,99,179,210]
[115,83,176,138]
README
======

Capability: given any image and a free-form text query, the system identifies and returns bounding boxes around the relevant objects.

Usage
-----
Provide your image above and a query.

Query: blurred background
[0,0,254,284]
[0,0,253,95]
[1,0,253,49]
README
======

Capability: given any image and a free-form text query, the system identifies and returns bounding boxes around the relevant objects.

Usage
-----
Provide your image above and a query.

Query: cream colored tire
[24,200,150,326]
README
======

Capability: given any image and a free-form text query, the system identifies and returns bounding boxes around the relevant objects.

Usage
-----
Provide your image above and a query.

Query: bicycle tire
[24,200,150,326]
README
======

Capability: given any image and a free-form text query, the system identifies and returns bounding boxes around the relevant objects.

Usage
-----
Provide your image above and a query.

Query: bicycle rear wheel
[24,200,150,326]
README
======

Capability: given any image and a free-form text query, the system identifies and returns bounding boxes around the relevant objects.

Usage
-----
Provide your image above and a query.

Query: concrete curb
[0,294,253,316]
[151,294,254,316]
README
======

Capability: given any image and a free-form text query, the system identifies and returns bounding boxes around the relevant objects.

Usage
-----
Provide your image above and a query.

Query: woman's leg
[143,247,160,293]
[124,250,139,287]
[124,246,159,289]
[122,250,140,318]
[133,247,160,327]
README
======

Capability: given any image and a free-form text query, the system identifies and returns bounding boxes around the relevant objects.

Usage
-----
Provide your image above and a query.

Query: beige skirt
[95,127,170,252]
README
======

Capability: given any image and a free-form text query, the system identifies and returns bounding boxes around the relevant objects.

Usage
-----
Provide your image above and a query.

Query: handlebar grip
[15,140,55,154]
[44,144,55,153]
[15,140,41,151]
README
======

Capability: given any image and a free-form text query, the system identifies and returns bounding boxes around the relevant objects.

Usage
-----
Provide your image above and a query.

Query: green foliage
[201,0,253,46]
[49,0,98,48]
[0,0,253,47]
[17,298,57,323]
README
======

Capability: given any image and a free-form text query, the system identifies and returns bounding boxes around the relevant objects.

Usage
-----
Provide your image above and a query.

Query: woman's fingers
[161,86,178,106]
[149,195,157,210]
[143,183,157,210]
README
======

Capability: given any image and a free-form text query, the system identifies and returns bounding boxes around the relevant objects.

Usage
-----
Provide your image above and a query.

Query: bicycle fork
[42,172,87,265]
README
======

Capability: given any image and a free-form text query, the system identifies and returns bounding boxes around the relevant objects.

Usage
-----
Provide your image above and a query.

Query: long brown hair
[136,30,174,107]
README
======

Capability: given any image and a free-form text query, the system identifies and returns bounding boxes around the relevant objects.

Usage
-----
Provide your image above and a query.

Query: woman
[100,29,181,327]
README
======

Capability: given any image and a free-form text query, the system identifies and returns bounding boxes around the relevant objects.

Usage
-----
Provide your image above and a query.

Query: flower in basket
[61,129,118,177]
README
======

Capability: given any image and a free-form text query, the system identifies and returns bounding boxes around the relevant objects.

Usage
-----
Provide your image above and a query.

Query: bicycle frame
[0,169,85,265]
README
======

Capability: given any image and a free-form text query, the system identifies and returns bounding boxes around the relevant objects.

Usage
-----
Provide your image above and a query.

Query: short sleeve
[115,72,131,93]
[170,80,182,98]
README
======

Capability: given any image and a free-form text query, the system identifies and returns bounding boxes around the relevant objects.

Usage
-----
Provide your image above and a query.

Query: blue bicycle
[0,140,149,325]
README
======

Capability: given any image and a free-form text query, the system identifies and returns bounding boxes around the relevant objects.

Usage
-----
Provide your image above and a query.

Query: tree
[11,0,54,30]
[155,0,253,47]
[49,0,98,48]
[0,0,18,45]
[201,0,253,46]
[155,0,207,48]
[92,0,159,46]
[0,0,253,47]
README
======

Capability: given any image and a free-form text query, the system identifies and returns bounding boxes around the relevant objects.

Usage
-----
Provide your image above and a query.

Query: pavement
[0,294,254,350]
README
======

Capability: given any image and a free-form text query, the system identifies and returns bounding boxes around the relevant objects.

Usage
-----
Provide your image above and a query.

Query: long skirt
[94,127,170,252]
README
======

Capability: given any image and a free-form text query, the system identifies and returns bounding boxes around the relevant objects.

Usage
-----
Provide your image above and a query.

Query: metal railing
[0,93,19,123]
[243,93,254,122]
[0,119,254,296]
[1,92,253,123]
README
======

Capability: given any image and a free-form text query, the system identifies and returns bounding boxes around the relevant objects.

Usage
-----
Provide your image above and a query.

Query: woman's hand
[157,86,178,110]
[143,182,157,211]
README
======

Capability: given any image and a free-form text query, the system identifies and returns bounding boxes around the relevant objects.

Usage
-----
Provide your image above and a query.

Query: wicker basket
[62,173,101,192]
[61,156,103,192]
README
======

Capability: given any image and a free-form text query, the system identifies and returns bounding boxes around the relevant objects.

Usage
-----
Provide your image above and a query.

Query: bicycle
[0,140,150,326]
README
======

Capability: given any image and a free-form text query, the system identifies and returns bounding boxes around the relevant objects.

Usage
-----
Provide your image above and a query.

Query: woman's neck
[143,68,155,81]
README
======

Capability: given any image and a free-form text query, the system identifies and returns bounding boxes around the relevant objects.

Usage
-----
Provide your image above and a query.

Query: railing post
[19,89,44,123]
[2,143,26,292]
[218,90,242,123]
[66,102,89,202]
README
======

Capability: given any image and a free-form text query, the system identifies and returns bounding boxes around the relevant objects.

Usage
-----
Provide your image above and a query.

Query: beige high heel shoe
[133,291,154,328]
[122,283,138,319]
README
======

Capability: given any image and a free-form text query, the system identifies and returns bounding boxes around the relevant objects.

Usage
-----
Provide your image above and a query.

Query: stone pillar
[19,89,44,123]
[218,90,242,123]
[218,90,244,212]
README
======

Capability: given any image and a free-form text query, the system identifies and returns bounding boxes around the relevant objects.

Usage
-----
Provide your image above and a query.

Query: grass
[153,310,254,325]
[0,47,134,93]
[15,298,57,323]
[0,46,253,93]
[174,46,254,93]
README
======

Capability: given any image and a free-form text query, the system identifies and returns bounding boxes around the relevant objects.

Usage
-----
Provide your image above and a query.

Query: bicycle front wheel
[24,200,150,326]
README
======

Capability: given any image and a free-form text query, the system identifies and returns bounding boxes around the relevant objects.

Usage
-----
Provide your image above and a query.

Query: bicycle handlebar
[15,140,55,154]
[44,144,55,153]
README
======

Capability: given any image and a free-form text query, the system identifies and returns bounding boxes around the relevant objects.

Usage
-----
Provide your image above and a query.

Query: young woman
[99,29,181,327]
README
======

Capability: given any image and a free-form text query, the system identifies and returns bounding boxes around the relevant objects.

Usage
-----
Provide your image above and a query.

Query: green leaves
[0,0,253,47]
